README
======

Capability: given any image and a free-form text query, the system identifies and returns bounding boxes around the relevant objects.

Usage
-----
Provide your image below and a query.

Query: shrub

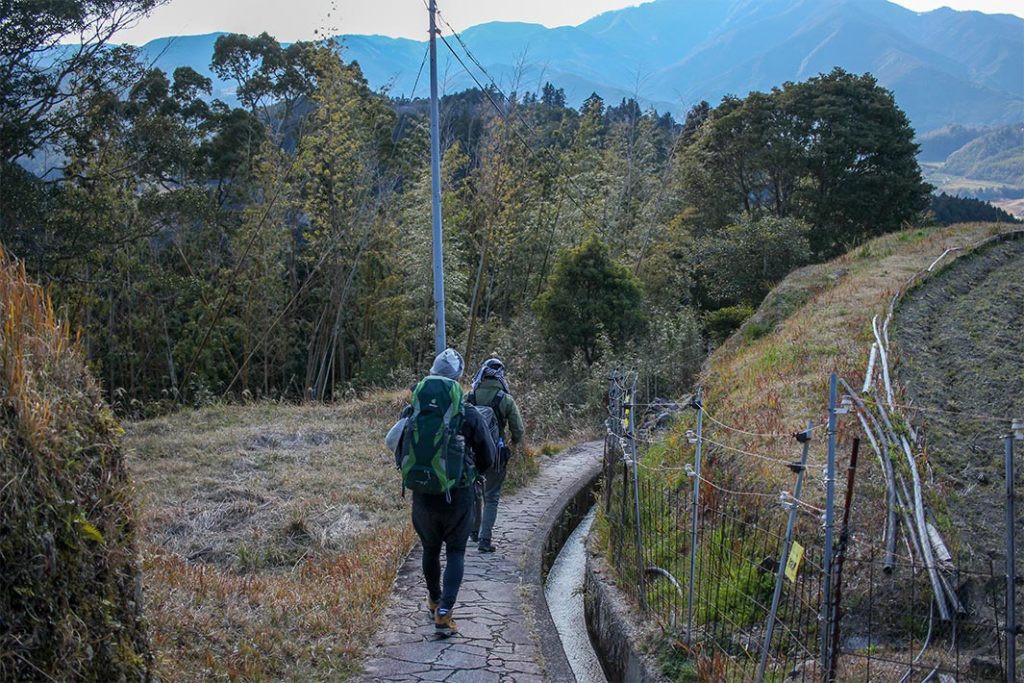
[534,236,646,366]
[705,305,754,344]
[0,247,151,680]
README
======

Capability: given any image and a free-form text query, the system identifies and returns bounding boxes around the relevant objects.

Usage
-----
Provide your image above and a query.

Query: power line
[702,437,806,468]
[431,15,605,229]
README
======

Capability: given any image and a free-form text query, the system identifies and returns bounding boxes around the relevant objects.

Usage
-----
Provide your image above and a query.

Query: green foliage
[940,123,1024,186]
[1,24,939,419]
[657,639,699,681]
[928,193,1021,225]
[534,237,646,365]
[0,0,161,163]
[678,68,931,258]
[0,249,150,680]
[695,215,811,308]
[917,124,984,163]
[705,305,754,344]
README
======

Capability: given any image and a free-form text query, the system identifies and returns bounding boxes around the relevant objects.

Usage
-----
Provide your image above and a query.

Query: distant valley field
[919,123,1024,202]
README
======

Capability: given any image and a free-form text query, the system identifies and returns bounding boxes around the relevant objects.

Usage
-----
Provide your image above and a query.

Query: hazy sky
[111,0,1024,45]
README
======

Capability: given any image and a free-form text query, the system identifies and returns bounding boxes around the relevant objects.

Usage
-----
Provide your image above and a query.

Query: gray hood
[430,348,464,380]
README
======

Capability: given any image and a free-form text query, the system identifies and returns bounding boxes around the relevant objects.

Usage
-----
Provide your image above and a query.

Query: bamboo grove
[1,9,933,414]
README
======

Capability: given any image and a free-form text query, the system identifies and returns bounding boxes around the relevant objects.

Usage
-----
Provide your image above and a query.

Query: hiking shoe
[426,596,439,617]
[477,540,496,553]
[434,608,458,637]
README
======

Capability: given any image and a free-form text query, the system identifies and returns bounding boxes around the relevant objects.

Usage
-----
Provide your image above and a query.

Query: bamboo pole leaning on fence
[821,373,839,674]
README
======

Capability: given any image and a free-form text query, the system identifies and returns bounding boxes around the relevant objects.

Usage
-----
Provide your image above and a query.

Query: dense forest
[929,193,1021,225]
[1,2,937,416]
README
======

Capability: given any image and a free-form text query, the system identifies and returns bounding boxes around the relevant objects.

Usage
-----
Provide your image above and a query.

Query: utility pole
[428,0,446,353]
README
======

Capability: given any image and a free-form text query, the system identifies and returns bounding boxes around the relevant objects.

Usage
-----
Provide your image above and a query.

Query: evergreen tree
[534,237,646,366]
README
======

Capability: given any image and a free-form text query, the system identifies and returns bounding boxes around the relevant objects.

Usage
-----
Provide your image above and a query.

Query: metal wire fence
[599,369,1020,682]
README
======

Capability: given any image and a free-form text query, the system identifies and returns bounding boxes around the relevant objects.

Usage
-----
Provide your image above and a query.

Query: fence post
[821,372,838,677]
[828,437,860,682]
[627,373,648,610]
[686,387,704,647]
[605,370,622,515]
[1006,424,1020,683]
[756,421,813,682]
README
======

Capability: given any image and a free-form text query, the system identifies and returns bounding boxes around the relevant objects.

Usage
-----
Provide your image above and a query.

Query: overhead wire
[430,8,606,229]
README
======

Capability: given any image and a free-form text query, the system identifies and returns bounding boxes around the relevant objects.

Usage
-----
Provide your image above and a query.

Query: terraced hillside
[893,232,1024,562]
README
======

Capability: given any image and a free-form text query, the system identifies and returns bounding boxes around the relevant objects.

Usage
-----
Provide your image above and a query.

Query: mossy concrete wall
[584,536,667,682]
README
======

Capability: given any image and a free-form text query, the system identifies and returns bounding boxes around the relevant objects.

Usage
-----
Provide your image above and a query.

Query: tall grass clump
[0,247,151,680]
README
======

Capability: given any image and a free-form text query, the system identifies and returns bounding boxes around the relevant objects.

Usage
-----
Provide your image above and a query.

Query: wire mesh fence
[598,369,1020,682]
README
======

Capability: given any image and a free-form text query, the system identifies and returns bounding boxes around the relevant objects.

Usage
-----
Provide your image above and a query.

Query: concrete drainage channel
[545,508,607,682]
[537,468,663,682]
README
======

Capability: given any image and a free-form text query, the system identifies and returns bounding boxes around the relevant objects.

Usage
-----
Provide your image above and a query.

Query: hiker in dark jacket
[394,348,495,637]
[468,357,525,553]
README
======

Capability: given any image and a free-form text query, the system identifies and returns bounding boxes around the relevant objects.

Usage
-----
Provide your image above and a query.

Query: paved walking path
[358,441,603,683]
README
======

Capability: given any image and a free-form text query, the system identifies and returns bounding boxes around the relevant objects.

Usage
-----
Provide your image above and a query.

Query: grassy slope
[625,223,1021,681]
[651,223,1019,498]
[128,391,546,681]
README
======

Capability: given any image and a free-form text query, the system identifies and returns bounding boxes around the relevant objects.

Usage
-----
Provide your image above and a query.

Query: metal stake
[821,372,838,675]
[628,374,648,610]
[756,421,813,682]
[687,387,704,646]
[1006,431,1018,683]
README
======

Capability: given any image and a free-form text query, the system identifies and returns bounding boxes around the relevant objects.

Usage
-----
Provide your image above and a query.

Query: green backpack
[400,376,474,495]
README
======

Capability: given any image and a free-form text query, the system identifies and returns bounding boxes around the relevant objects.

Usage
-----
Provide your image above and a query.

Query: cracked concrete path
[357,441,603,683]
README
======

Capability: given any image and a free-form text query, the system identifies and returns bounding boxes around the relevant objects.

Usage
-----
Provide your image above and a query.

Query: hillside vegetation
[942,123,1024,186]
[4,9,930,419]
[647,223,1019,506]
[920,123,1024,199]
[0,248,151,680]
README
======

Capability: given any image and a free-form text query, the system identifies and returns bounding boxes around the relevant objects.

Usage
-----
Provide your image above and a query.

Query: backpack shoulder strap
[490,390,505,412]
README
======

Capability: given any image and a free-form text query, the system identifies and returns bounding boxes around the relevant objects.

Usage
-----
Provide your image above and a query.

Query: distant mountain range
[135,0,1024,133]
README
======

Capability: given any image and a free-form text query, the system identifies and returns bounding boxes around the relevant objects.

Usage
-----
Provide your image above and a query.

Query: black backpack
[468,390,510,469]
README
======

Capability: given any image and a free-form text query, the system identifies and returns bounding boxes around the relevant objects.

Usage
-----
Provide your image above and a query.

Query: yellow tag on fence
[785,541,804,583]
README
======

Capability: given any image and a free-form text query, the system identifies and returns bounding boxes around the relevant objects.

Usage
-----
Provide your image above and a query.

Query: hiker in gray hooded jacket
[468,357,525,553]
[391,348,495,637]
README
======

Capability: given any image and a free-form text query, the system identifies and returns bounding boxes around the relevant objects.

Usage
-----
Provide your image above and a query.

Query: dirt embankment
[893,232,1024,563]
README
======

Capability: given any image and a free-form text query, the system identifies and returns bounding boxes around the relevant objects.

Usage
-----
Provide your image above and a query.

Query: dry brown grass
[128,388,561,680]
[654,223,1020,499]
[127,395,418,681]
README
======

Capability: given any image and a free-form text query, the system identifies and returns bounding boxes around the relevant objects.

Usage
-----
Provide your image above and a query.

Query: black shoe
[477,540,496,553]
[469,532,478,543]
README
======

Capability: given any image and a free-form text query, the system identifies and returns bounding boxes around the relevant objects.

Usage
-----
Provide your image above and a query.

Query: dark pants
[411,490,474,611]
[473,463,507,543]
